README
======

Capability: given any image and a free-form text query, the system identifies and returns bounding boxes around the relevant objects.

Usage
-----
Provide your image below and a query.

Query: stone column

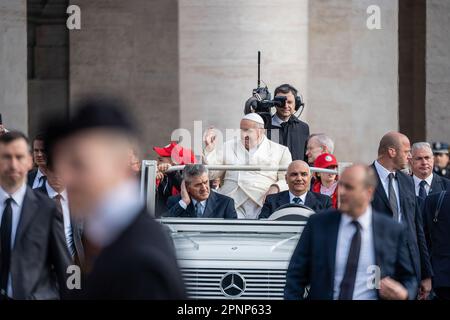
[0,0,28,133]
[179,0,309,152]
[426,0,450,143]
[307,0,399,163]
[69,0,179,159]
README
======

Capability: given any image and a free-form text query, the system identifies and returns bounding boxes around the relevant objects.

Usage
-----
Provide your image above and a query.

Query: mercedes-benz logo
[220,272,246,298]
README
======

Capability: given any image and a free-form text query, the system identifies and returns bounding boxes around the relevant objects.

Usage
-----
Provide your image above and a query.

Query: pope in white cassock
[203,113,292,219]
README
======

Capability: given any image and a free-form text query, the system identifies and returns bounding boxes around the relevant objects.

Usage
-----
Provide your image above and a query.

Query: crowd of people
[0,84,449,300]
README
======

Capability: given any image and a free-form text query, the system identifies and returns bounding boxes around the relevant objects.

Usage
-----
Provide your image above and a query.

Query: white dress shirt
[45,182,74,256]
[374,160,402,222]
[31,168,46,189]
[84,179,144,248]
[289,191,307,204]
[0,183,27,298]
[333,206,377,300]
[412,174,433,197]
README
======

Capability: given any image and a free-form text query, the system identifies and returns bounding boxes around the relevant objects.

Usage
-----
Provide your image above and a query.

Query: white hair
[311,133,335,154]
[411,142,433,155]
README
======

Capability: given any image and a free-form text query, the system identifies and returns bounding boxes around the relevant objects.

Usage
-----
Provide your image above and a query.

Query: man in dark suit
[44,98,185,299]
[285,164,417,300]
[409,142,450,200]
[0,131,71,300]
[166,164,237,219]
[35,167,85,267]
[259,160,332,219]
[422,191,450,300]
[27,133,48,189]
[371,132,432,300]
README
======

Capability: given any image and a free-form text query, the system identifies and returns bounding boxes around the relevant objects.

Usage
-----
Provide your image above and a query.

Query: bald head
[338,164,377,218]
[377,131,412,171]
[286,160,311,196]
[378,131,408,156]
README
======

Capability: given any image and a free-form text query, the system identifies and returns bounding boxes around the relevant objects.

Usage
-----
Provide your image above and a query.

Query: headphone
[274,84,305,111]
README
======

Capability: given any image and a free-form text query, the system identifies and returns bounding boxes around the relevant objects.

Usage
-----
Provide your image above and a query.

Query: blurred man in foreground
[284,164,417,300]
[45,98,185,299]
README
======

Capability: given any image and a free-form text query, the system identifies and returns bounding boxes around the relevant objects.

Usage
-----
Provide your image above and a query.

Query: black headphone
[274,84,304,111]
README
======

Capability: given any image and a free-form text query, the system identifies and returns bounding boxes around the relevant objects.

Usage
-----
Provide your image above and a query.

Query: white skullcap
[242,113,265,125]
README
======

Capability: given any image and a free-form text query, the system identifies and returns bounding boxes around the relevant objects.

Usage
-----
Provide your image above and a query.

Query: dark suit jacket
[423,191,450,289]
[6,187,72,299]
[26,168,38,188]
[430,174,450,194]
[370,163,432,281]
[165,191,237,219]
[259,190,332,219]
[269,115,310,161]
[35,185,85,266]
[284,209,418,300]
[81,210,186,299]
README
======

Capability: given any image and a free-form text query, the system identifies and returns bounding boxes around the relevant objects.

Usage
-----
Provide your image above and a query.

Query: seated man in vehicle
[165,164,237,219]
[203,113,292,219]
[259,160,332,219]
[154,141,196,215]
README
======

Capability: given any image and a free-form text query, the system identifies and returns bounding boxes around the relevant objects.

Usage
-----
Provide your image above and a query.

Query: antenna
[257,51,261,88]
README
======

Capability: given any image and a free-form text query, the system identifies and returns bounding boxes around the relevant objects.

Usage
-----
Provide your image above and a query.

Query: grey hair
[183,164,209,183]
[411,142,433,155]
[310,133,335,153]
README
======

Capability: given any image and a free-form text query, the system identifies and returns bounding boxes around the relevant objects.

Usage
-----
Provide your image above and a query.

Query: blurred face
[434,153,449,169]
[286,161,311,196]
[410,148,433,179]
[338,167,373,217]
[210,178,221,190]
[157,156,172,165]
[53,130,131,217]
[33,139,47,167]
[393,137,412,170]
[240,119,263,150]
[275,91,296,120]
[186,173,210,202]
[317,165,338,186]
[306,138,324,164]
[0,139,33,191]
[46,169,66,193]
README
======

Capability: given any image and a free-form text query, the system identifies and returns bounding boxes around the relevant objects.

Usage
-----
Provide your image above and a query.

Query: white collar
[35,168,45,180]
[289,191,307,203]
[341,206,372,231]
[0,183,27,207]
[413,173,433,187]
[85,178,144,248]
[45,181,68,200]
[374,160,396,182]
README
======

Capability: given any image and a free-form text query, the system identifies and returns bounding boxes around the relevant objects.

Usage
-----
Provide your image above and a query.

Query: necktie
[53,195,75,257]
[280,122,289,145]
[38,175,47,187]
[338,221,362,300]
[292,197,302,204]
[419,180,427,199]
[195,202,203,217]
[0,198,13,297]
[388,173,400,222]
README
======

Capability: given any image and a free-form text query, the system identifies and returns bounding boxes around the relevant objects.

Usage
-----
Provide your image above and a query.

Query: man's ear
[388,147,397,158]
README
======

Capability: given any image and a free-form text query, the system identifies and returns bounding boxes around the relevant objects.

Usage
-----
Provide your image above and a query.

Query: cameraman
[270,84,310,161]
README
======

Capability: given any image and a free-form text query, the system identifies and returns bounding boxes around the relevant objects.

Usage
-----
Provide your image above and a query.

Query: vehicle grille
[181,268,286,300]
